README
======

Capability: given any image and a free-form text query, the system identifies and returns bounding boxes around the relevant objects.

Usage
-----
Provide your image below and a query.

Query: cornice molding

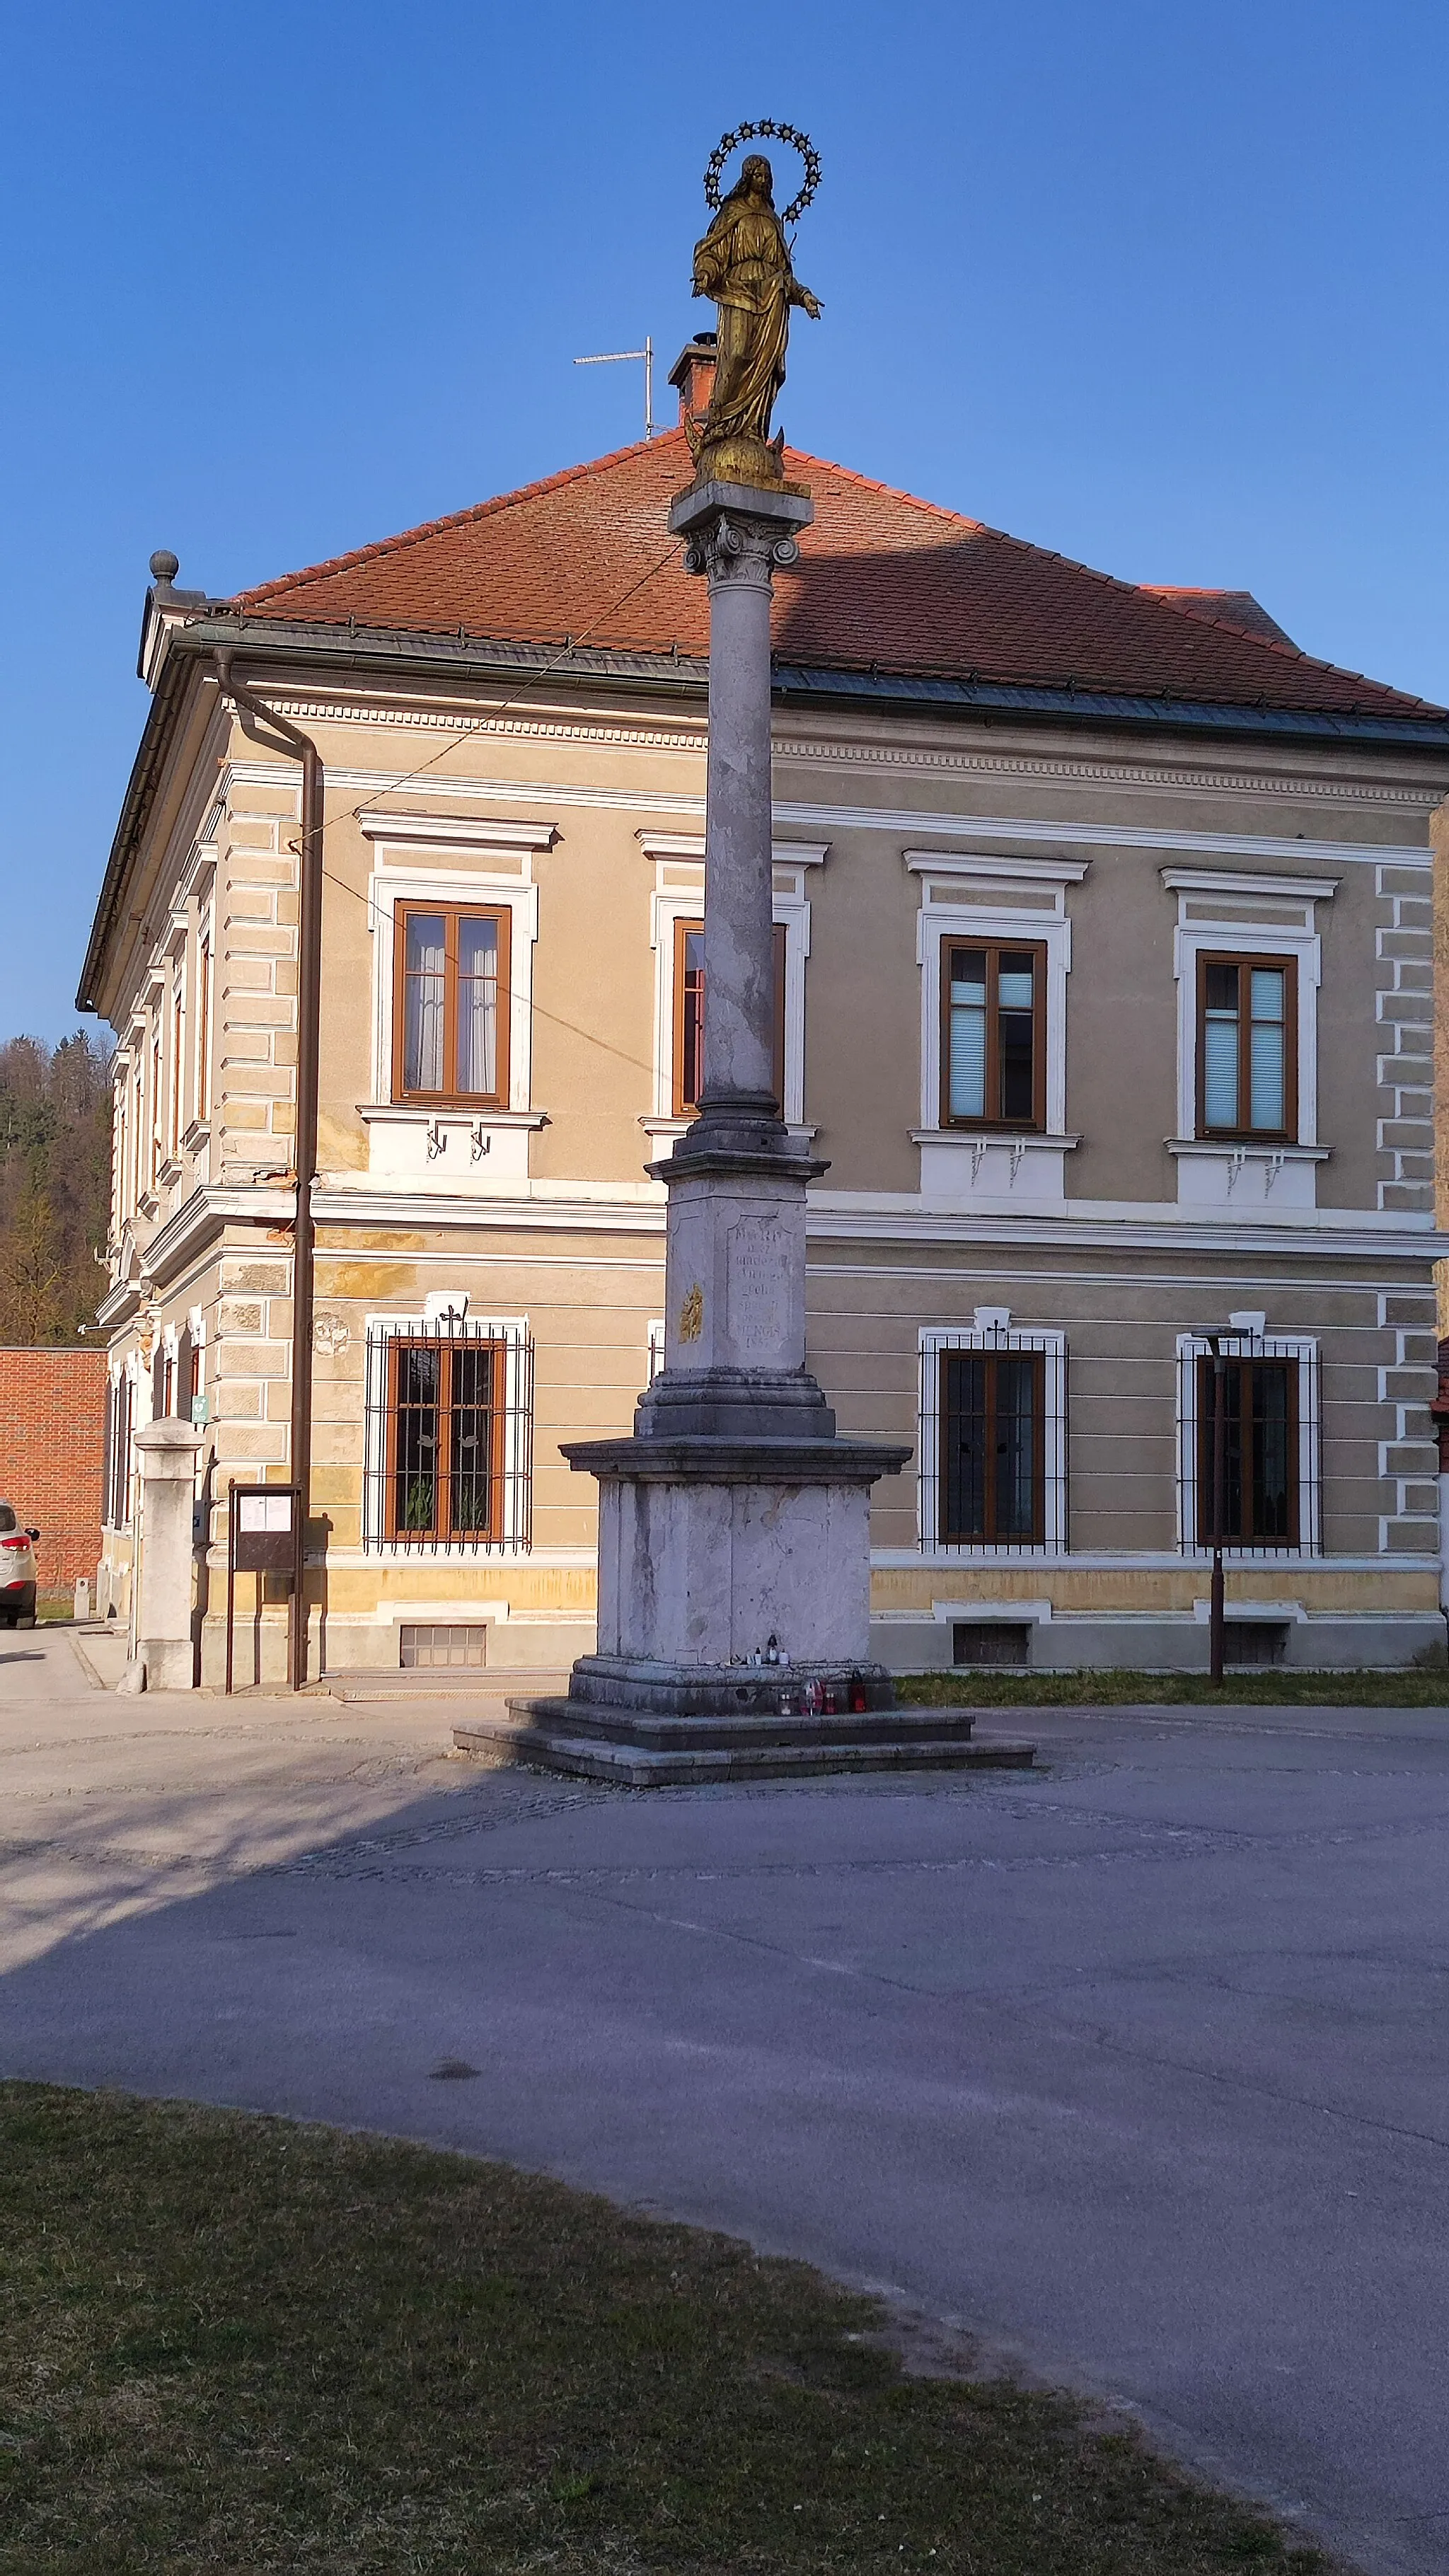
[228,758,1433,868]
[221,691,1443,809]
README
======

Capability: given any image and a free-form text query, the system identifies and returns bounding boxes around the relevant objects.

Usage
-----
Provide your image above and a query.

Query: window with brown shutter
[393,903,511,1107]
[940,941,1046,1130]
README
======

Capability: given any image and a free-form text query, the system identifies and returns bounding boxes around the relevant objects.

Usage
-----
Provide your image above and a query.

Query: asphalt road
[2,1627,1447,2575]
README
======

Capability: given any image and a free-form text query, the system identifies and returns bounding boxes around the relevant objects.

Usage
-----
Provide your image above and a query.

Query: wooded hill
[0,1036,111,1345]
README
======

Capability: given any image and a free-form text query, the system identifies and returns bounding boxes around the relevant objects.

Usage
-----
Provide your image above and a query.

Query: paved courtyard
[1,1627,1447,2574]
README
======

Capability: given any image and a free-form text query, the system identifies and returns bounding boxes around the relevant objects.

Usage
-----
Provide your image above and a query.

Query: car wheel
[18,1613,37,1630]
[0,1612,16,1629]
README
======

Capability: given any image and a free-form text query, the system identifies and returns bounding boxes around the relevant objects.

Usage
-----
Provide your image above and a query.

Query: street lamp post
[1204,1331,1228,1685]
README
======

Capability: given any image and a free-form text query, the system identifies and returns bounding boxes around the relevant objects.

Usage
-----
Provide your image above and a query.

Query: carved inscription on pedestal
[727,1215,787,1360]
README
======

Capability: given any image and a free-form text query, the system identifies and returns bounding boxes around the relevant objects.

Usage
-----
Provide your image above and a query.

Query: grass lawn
[0,2085,1325,2574]
[896,1666,1449,1709]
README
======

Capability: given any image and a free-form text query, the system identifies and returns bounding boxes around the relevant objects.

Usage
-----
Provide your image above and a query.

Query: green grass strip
[0,2083,1324,2572]
[896,1668,1449,1708]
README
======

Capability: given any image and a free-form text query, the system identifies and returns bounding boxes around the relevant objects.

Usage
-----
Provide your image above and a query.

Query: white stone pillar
[132,1418,203,1690]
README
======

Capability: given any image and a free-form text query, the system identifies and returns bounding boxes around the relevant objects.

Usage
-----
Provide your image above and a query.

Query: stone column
[472,474,1037,1782]
[688,496,802,1115]
[132,1418,202,1690]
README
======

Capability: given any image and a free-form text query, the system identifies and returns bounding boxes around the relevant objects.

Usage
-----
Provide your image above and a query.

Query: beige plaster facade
[84,582,1449,1681]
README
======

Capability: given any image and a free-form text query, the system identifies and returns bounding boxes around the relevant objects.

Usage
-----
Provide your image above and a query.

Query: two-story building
[80,344,1449,1681]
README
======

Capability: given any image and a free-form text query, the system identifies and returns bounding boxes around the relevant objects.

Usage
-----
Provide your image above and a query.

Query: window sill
[355,1102,547,1189]
[1167,1138,1327,1211]
[640,1116,819,1145]
[911,1131,1078,1207]
[1170,1138,1327,1158]
[359,1102,547,1127]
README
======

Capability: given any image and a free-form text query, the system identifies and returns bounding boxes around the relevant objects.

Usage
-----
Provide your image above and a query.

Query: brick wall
[0,1346,108,1590]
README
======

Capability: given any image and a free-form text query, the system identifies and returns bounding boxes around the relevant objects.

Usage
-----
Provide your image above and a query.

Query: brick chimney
[669,333,717,424]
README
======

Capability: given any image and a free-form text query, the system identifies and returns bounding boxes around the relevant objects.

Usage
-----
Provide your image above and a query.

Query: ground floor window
[918,1319,1067,1554]
[364,1316,532,1552]
[103,1373,134,1531]
[1177,1332,1320,1555]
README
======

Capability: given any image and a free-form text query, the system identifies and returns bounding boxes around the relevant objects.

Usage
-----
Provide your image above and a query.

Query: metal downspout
[214,650,323,1690]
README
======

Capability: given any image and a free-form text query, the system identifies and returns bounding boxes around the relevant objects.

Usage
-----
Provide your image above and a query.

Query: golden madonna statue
[688,154,821,490]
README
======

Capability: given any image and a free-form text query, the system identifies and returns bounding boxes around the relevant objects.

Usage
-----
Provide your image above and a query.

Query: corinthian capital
[681,512,801,590]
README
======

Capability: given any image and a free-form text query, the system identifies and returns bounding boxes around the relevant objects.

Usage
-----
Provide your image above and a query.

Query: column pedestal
[458,483,1032,1783]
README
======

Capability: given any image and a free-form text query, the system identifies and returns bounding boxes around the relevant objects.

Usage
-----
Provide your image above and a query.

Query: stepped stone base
[451,1658,1036,1786]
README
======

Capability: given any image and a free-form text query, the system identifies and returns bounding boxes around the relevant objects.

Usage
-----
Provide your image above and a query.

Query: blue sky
[4,0,1446,1041]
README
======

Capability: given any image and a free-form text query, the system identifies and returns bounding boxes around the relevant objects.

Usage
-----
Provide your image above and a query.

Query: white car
[0,1503,40,1628]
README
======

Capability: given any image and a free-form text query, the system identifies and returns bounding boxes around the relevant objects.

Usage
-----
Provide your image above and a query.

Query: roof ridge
[237,426,693,607]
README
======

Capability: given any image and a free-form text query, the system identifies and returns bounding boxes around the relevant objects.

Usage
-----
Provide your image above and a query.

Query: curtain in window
[456,916,499,1097]
[403,914,446,1093]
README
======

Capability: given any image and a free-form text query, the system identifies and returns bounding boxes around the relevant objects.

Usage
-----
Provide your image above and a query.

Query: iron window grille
[363,1315,533,1554]
[918,1322,1068,1555]
[1175,1332,1321,1556]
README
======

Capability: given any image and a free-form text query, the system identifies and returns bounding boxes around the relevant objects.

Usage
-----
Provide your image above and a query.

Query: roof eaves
[771,662,1449,747]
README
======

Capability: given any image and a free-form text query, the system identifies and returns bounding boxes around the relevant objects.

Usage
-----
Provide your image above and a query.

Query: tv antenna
[573,335,657,438]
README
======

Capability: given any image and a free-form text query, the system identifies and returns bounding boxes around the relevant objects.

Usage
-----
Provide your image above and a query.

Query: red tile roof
[236,426,1439,717]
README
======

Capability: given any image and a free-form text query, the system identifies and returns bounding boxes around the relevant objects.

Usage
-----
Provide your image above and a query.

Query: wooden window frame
[939,938,1048,1132]
[1195,951,1298,1143]
[391,901,512,1109]
[383,1336,507,1544]
[939,1347,1047,1546]
[1196,1355,1299,1549]
[671,918,787,1119]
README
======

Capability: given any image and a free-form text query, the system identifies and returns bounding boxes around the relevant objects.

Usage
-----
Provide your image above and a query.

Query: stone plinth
[132,1417,202,1691]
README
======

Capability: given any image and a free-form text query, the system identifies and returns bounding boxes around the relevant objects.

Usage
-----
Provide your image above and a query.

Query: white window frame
[1162,870,1335,1150]
[361,1301,533,1558]
[638,833,825,1133]
[361,817,555,1116]
[908,855,1085,1140]
[918,1313,1068,1559]
[1175,1329,1322,1557]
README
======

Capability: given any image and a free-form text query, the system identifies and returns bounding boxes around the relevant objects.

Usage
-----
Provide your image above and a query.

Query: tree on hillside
[0,1034,111,1345]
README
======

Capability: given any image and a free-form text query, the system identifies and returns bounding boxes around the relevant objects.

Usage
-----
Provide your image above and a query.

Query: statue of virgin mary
[688,154,821,489]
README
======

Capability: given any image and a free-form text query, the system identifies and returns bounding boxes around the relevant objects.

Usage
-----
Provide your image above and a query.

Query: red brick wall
[0,1346,108,1592]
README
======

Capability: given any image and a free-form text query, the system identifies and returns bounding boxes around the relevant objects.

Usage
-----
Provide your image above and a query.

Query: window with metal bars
[939,1349,1045,1544]
[1196,1355,1297,1547]
[673,918,787,1116]
[1175,1333,1320,1556]
[363,1317,532,1552]
[103,1375,134,1531]
[918,1324,1067,1554]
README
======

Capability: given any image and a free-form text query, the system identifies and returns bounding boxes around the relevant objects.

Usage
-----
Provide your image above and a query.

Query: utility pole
[573,337,656,437]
